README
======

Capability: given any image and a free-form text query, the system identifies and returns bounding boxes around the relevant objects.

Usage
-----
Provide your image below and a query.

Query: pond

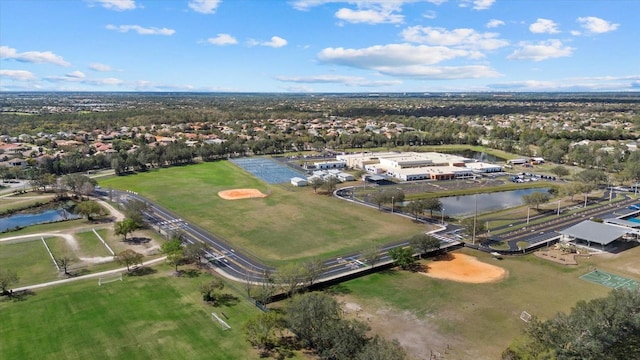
[0,209,80,233]
[439,188,551,217]
[451,150,505,163]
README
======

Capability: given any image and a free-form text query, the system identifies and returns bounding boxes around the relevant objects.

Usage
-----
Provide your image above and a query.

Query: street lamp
[441,208,445,224]
[391,196,394,213]
[557,200,561,216]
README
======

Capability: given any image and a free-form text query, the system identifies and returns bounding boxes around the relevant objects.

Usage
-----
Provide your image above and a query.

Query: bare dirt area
[420,253,508,283]
[218,188,268,200]
[340,297,460,360]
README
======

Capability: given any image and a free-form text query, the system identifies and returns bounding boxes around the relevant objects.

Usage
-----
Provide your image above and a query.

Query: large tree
[76,200,105,221]
[161,238,184,272]
[410,233,440,259]
[361,245,382,268]
[0,268,19,295]
[323,176,339,196]
[405,200,426,221]
[114,218,139,241]
[276,262,305,297]
[549,165,570,179]
[244,311,285,356]
[116,249,143,272]
[200,278,225,303]
[56,256,73,275]
[184,242,207,265]
[309,177,324,194]
[422,197,443,218]
[388,246,416,270]
[504,288,640,360]
[522,191,552,211]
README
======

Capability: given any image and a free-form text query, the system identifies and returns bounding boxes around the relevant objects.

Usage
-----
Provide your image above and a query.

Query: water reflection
[0,209,80,232]
[440,188,550,217]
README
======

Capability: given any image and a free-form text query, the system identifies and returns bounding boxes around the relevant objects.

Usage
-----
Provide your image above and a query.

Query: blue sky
[1,0,638,92]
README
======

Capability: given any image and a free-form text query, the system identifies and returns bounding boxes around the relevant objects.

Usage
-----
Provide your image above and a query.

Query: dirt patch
[420,253,508,283]
[534,249,578,265]
[218,188,267,200]
[339,297,459,360]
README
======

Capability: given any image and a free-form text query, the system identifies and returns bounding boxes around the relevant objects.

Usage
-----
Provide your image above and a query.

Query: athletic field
[580,269,639,291]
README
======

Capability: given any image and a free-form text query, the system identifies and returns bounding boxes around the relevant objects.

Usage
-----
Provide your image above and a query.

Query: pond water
[439,188,551,217]
[451,150,504,163]
[0,209,80,233]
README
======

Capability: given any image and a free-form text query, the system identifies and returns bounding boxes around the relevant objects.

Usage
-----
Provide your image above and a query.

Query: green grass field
[99,161,427,263]
[74,230,113,258]
[0,265,269,360]
[0,238,57,286]
[333,246,637,358]
[338,250,620,359]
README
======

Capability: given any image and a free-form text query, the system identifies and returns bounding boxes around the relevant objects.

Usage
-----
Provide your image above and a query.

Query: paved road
[104,187,460,285]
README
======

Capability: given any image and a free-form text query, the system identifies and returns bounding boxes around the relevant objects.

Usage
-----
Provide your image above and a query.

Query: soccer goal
[98,273,123,286]
[211,312,231,330]
[520,311,532,323]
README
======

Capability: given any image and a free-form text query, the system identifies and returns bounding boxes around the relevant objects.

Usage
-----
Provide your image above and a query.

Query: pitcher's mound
[218,188,267,200]
[420,253,507,283]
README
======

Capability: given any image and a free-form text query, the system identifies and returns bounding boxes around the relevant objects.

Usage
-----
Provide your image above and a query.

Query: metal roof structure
[604,218,640,228]
[559,220,630,246]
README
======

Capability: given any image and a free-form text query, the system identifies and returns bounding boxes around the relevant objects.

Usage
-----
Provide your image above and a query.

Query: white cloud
[507,40,574,61]
[401,26,508,51]
[92,0,137,11]
[318,44,471,68]
[249,36,288,48]
[188,0,222,14]
[106,24,175,35]
[335,8,403,24]
[489,75,640,91]
[66,70,86,78]
[577,16,619,34]
[89,63,112,72]
[459,0,494,10]
[0,46,71,66]
[0,69,36,81]
[207,33,237,45]
[276,74,401,87]
[45,74,124,86]
[375,64,500,79]
[529,18,559,34]
[292,0,446,11]
[486,19,504,28]
[423,10,437,19]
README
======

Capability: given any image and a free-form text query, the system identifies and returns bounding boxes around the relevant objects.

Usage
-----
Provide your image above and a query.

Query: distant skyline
[1,0,638,93]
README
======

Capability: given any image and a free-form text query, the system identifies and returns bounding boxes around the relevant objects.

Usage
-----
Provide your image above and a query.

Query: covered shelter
[559,220,630,248]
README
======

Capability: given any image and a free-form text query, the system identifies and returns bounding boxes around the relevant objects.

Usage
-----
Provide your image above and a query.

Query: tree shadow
[325,284,352,295]
[2,289,36,302]
[178,268,201,278]
[69,268,91,277]
[434,252,454,261]
[215,293,240,307]
[125,237,151,245]
[127,266,157,277]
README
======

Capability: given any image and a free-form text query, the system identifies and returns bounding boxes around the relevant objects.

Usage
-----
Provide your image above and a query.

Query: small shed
[291,177,308,187]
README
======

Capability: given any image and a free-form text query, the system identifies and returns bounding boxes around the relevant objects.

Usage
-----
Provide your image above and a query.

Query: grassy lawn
[99,161,427,264]
[44,236,77,261]
[0,193,56,214]
[74,231,113,258]
[0,238,57,286]
[0,265,276,360]
[333,247,627,359]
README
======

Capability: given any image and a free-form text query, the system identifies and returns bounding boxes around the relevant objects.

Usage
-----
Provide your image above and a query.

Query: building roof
[604,218,640,229]
[559,220,630,245]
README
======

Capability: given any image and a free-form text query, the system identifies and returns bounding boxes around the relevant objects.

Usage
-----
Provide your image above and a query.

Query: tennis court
[580,270,639,291]
[230,157,305,184]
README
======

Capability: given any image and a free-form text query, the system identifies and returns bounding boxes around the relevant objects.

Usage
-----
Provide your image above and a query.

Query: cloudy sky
[1,0,638,92]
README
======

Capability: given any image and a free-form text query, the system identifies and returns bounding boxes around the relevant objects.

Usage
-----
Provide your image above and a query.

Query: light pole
[472,194,478,245]
[391,196,394,213]
[441,208,445,224]
[527,206,530,225]
[557,200,561,216]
